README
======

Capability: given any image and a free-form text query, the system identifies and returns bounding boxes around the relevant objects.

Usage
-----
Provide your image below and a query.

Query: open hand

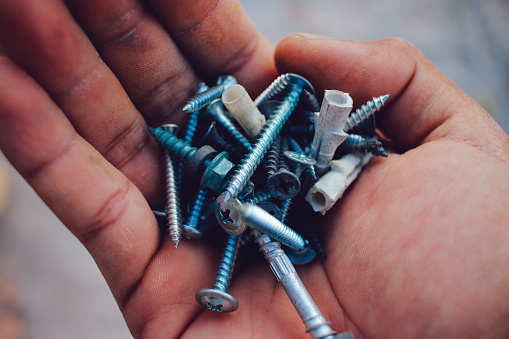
[0,1,508,337]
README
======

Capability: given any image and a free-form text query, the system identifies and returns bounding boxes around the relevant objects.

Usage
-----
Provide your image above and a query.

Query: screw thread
[183,76,237,113]
[280,198,293,224]
[182,82,209,145]
[149,127,197,164]
[302,90,320,112]
[238,204,305,251]
[225,85,304,199]
[344,94,389,133]
[278,137,291,172]
[213,234,241,292]
[254,73,291,106]
[265,135,280,177]
[185,188,208,230]
[242,190,272,205]
[164,151,182,248]
[342,134,387,157]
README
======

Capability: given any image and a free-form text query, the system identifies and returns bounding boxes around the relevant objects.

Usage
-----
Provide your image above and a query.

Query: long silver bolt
[220,75,314,202]
[195,234,241,312]
[236,203,306,250]
[183,75,237,113]
[252,231,339,339]
[344,94,389,133]
[161,124,183,248]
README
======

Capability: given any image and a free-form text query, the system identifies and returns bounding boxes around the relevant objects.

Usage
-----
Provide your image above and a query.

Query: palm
[1,0,509,338]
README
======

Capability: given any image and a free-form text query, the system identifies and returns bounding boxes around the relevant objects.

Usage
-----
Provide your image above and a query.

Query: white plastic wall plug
[222,84,266,140]
[305,152,373,215]
[310,90,352,176]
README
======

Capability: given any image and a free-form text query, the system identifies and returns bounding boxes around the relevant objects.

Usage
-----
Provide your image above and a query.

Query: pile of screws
[150,73,388,339]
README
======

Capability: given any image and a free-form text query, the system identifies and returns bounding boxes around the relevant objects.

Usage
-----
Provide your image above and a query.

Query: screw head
[286,246,317,265]
[214,194,247,235]
[195,288,239,313]
[283,150,316,166]
[267,170,301,200]
[286,73,315,94]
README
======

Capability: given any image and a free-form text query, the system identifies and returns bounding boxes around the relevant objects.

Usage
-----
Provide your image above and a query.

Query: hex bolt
[344,94,389,133]
[341,134,387,157]
[252,231,339,339]
[149,127,236,192]
[161,124,183,248]
[222,84,266,140]
[183,75,237,113]
[195,234,241,312]
[204,99,252,153]
[220,74,314,202]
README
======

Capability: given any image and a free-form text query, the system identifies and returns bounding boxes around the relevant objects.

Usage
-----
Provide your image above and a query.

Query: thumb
[275,34,508,161]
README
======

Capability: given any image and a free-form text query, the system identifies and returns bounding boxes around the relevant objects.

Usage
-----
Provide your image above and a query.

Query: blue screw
[183,75,237,113]
[182,188,208,238]
[183,82,209,146]
[195,234,241,312]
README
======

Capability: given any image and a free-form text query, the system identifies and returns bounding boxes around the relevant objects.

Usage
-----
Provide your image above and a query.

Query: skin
[0,1,508,338]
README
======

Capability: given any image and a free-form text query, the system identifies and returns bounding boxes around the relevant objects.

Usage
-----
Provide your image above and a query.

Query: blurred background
[0,0,508,338]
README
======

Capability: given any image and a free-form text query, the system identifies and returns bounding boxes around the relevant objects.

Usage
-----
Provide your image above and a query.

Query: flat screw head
[215,194,247,235]
[195,288,239,313]
[286,246,317,265]
[283,150,316,166]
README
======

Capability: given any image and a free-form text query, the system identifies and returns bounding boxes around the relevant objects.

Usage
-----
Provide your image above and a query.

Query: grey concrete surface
[0,1,508,338]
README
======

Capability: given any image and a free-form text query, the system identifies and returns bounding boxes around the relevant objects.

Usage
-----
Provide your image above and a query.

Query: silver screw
[252,231,339,339]
[254,73,319,112]
[161,124,182,248]
[341,134,387,157]
[344,94,389,133]
[220,74,314,202]
[195,234,241,312]
[234,202,306,251]
[183,75,237,113]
